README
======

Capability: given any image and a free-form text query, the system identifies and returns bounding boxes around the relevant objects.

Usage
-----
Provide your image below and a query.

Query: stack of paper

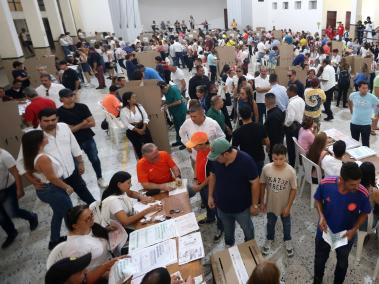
[169,179,188,196]
[322,229,348,250]
[347,146,377,160]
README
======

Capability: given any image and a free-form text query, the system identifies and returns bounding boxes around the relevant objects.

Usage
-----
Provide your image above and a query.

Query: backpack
[338,69,350,88]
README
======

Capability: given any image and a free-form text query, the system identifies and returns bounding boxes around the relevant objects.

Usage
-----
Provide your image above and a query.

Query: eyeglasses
[236,70,242,72]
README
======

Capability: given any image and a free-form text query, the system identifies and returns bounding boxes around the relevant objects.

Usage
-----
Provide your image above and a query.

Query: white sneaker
[284,240,294,257]
[97,178,108,188]
[262,240,273,256]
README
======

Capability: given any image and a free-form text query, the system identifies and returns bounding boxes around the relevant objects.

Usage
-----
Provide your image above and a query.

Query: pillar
[351,0,363,24]
[20,0,49,48]
[45,0,65,40]
[0,0,23,58]
[59,0,77,35]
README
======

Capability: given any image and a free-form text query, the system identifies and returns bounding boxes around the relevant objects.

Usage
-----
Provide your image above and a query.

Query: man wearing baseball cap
[207,137,260,247]
[186,132,223,241]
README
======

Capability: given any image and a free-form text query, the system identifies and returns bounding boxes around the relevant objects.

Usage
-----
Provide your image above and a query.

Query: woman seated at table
[97,171,162,228]
[298,116,315,153]
[306,132,328,182]
[120,91,153,159]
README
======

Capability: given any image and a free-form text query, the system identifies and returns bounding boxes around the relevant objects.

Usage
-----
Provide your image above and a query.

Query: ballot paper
[228,245,250,284]
[108,258,138,284]
[178,232,205,265]
[347,146,377,160]
[133,200,162,219]
[322,229,348,250]
[129,219,176,253]
[174,212,200,237]
[169,179,188,196]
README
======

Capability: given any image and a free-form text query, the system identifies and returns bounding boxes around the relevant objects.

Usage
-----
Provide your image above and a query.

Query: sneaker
[324,117,333,121]
[1,230,18,249]
[178,145,186,150]
[262,240,273,256]
[29,213,39,231]
[171,141,182,147]
[214,229,223,242]
[285,240,294,257]
[97,178,108,188]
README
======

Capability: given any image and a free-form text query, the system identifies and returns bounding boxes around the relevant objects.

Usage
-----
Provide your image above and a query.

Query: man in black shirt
[232,106,269,175]
[264,92,285,161]
[87,47,106,89]
[188,65,210,99]
[12,61,30,88]
[57,89,107,188]
[287,69,305,99]
[5,80,25,100]
[59,60,80,92]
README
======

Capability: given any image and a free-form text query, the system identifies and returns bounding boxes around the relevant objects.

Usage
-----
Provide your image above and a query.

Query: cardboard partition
[291,66,307,85]
[135,50,160,68]
[24,55,57,87]
[0,101,23,158]
[278,43,294,67]
[119,80,170,153]
[227,31,238,39]
[188,31,199,40]
[331,40,344,55]
[215,46,236,75]
[256,27,266,32]
[274,65,307,86]
[272,30,282,39]
[211,240,263,284]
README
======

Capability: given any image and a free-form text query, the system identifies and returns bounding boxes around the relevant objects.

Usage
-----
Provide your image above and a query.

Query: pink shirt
[298,128,315,153]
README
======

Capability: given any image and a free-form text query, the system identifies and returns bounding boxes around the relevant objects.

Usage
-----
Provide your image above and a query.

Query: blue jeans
[257,103,266,124]
[79,138,102,179]
[266,212,291,241]
[175,52,184,67]
[0,183,35,235]
[217,208,254,246]
[36,184,73,242]
[350,123,371,147]
[199,186,223,231]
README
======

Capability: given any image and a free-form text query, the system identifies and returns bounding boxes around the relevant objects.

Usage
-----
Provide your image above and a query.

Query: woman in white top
[99,171,161,228]
[120,92,153,159]
[22,130,73,250]
[0,148,38,248]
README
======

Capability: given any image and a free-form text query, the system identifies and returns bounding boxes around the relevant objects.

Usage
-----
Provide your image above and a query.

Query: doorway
[345,11,351,31]
[326,11,337,29]
[42,18,55,50]
[224,8,228,31]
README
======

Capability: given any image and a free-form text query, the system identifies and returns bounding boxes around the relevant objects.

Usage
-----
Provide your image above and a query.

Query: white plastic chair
[300,154,322,208]
[292,137,306,189]
[46,241,67,269]
[355,211,379,263]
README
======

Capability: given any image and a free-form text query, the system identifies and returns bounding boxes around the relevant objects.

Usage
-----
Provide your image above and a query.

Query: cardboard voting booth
[215,46,236,75]
[135,51,160,68]
[278,43,294,67]
[274,66,307,86]
[119,80,170,152]
[272,30,283,39]
[331,41,344,55]
[211,240,263,284]
[0,101,23,158]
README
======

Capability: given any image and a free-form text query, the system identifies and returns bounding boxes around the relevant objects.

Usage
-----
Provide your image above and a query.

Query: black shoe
[324,117,333,121]
[48,236,67,250]
[2,230,18,249]
[171,141,182,147]
[322,110,327,114]
[198,218,215,225]
[179,145,186,150]
[214,229,223,242]
[343,105,348,108]
[96,86,106,90]
[29,213,39,231]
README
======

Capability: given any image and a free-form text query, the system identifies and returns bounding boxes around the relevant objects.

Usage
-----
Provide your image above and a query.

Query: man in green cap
[158,81,187,150]
[207,137,260,247]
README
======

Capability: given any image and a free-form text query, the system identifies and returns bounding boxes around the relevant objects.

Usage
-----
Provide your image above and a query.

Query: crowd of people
[1,15,379,284]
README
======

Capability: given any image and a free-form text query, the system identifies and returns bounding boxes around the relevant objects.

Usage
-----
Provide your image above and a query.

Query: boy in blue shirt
[313,162,371,284]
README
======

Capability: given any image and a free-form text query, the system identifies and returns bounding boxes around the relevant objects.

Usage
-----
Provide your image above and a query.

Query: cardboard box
[278,43,294,67]
[331,40,344,55]
[211,240,263,284]
[135,50,160,68]
[215,46,236,76]
[272,30,282,39]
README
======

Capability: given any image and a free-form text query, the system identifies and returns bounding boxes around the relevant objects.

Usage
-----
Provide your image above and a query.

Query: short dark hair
[59,60,68,65]
[12,79,22,85]
[141,267,171,284]
[239,105,252,120]
[188,104,204,113]
[333,140,346,158]
[265,92,276,101]
[269,73,278,83]
[38,108,57,120]
[287,84,298,94]
[133,70,144,80]
[109,85,119,92]
[154,56,162,62]
[40,73,52,80]
[340,162,362,181]
[358,81,369,88]
[272,144,287,155]
[195,65,204,72]
[12,61,23,69]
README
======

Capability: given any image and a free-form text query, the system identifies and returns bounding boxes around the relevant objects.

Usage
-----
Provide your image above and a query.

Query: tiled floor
[1,69,379,284]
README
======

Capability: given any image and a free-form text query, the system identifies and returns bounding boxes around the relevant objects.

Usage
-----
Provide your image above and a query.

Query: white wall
[322,0,352,29]
[251,0,270,29]
[361,0,379,27]
[139,0,227,31]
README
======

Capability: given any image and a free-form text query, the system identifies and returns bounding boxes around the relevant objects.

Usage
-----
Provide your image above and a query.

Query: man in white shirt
[17,108,95,205]
[172,39,184,68]
[169,65,186,96]
[35,74,65,107]
[254,67,272,124]
[319,58,336,121]
[269,73,288,112]
[284,85,305,167]
[321,140,346,177]
[257,38,266,62]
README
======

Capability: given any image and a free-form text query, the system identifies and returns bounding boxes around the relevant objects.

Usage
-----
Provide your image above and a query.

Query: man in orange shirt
[137,143,195,197]
[102,85,121,117]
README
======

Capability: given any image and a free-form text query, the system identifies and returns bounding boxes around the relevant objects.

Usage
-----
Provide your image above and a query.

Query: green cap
[208,137,231,161]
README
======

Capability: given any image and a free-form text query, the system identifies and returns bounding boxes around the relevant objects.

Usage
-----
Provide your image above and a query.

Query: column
[20,0,49,48]
[59,0,77,35]
[351,0,363,24]
[44,0,65,40]
[0,0,23,58]
[227,0,242,29]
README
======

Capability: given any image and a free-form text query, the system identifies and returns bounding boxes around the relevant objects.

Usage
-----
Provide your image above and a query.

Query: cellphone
[145,189,161,196]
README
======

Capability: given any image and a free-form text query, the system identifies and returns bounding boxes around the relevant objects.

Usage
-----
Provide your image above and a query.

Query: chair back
[300,154,322,184]
[46,241,67,269]
[292,137,305,168]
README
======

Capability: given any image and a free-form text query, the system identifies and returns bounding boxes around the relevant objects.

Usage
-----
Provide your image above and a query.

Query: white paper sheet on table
[129,219,176,253]
[133,200,162,218]
[178,232,205,265]
[324,128,361,150]
[174,212,200,237]
[169,179,188,196]
[108,258,139,284]
[347,146,377,160]
[322,229,348,250]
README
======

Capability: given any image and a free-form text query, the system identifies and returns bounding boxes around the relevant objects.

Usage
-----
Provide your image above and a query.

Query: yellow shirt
[304,88,326,118]
[226,40,236,46]
[231,21,237,29]
[300,38,308,47]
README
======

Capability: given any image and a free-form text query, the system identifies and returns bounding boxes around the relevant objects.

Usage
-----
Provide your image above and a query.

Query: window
[272,2,278,9]
[283,1,289,9]
[295,1,302,9]
[37,0,46,11]
[258,0,264,2]
[309,0,317,9]
[8,0,22,11]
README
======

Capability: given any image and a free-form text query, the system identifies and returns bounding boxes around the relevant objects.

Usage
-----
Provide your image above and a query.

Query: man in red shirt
[325,25,334,40]
[337,22,345,40]
[23,87,56,128]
